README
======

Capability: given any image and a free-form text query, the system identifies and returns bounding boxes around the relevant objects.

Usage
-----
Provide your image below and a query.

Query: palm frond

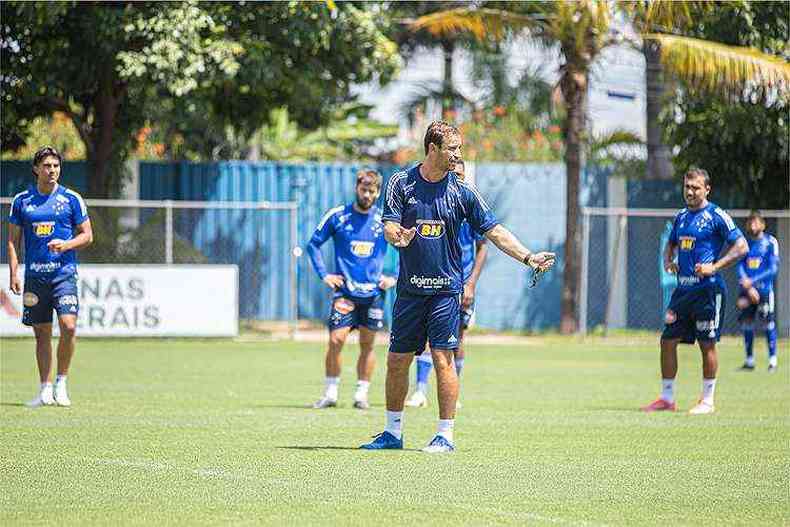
[645,34,790,95]
[411,8,539,42]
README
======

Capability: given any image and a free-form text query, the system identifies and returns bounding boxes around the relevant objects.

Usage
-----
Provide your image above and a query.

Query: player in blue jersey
[307,170,397,410]
[736,210,780,372]
[360,121,555,452]
[7,146,94,408]
[642,168,747,415]
[405,159,488,408]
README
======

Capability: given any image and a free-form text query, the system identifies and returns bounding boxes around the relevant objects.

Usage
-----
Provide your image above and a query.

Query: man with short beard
[307,169,396,410]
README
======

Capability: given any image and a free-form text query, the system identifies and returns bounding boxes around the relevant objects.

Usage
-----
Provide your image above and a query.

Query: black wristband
[523,254,532,266]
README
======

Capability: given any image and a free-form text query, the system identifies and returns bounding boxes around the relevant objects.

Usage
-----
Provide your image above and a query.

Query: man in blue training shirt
[307,170,396,410]
[736,210,780,372]
[642,168,747,415]
[7,146,94,408]
[360,121,555,453]
[406,159,488,409]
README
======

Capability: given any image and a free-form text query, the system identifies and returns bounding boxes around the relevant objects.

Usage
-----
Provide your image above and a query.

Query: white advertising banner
[0,265,238,337]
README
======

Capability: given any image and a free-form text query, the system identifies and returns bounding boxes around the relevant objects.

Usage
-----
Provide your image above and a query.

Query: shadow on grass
[277,446,422,452]
[253,404,383,410]
[0,402,28,407]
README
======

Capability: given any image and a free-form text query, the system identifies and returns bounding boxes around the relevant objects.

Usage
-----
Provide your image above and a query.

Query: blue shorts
[737,290,776,329]
[661,284,726,344]
[390,292,460,353]
[22,273,79,326]
[461,300,474,331]
[328,293,385,332]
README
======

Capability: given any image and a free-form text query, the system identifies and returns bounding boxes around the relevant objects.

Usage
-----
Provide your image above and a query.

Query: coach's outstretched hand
[527,252,556,273]
[385,223,417,248]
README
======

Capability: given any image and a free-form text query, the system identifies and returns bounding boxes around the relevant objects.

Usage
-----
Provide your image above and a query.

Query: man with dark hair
[307,169,396,409]
[8,146,94,407]
[737,210,780,372]
[642,168,747,415]
[405,158,488,408]
[360,121,555,452]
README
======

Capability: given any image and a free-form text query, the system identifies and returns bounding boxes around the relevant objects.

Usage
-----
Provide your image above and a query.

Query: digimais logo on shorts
[410,275,452,289]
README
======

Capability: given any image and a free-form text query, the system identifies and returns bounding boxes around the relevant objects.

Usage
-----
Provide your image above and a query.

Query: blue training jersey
[738,233,779,294]
[669,202,743,290]
[306,203,389,300]
[459,221,484,283]
[9,184,89,278]
[383,164,498,296]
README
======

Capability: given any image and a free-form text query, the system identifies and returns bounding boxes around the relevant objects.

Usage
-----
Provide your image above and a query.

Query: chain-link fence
[1,198,299,327]
[580,208,790,337]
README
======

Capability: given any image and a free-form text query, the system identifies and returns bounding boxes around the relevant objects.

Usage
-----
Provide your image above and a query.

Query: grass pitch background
[1,336,788,526]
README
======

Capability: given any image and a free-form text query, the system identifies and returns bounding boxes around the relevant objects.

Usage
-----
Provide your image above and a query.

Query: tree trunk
[87,71,124,198]
[644,41,673,180]
[441,39,455,115]
[559,69,588,334]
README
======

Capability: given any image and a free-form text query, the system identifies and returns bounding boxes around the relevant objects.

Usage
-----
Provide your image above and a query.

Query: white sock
[55,375,67,386]
[324,376,340,400]
[416,382,428,394]
[354,380,370,399]
[437,419,454,442]
[745,356,755,367]
[702,378,716,405]
[661,378,675,403]
[769,355,778,367]
[385,411,403,440]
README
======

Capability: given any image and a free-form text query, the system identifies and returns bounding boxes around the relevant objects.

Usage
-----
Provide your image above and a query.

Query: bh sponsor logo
[416,219,445,239]
[33,221,55,238]
[410,275,451,289]
[350,240,375,258]
[678,236,695,251]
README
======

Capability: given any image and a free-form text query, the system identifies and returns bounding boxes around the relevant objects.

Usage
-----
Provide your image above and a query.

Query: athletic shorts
[390,292,460,353]
[327,292,385,332]
[737,290,775,329]
[661,283,726,344]
[22,273,79,326]
[461,300,474,331]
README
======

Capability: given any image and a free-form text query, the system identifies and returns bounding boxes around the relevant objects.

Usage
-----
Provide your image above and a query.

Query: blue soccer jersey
[738,234,779,295]
[9,184,89,278]
[669,202,743,290]
[307,203,389,300]
[459,221,484,283]
[383,164,498,296]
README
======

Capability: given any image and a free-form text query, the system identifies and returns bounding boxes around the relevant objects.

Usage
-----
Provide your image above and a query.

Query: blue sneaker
[422,434,455,453]
[359,431,403,450]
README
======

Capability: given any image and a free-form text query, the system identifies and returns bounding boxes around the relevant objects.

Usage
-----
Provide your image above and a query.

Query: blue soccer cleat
[359,431,403,450]
[422,434,455,453]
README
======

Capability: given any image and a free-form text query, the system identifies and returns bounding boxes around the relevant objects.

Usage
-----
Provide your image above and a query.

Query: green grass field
[1,336,788,526]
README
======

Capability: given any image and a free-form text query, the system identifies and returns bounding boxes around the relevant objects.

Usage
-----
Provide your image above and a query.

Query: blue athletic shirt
[459,221,484,283]
[738,233,779,295]
[9,184,89,278]
[307,203,389,300]
[669,202,743,290]
[383,164,498,296]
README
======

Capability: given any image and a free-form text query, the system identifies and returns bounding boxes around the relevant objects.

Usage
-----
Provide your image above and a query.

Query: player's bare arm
[48,219,94,254]
[695,237,748,277]
[7,223,22,294]
[463,239,488,308]
[384,220,416,248]
[484,224,555,271]
[664,240,678,274]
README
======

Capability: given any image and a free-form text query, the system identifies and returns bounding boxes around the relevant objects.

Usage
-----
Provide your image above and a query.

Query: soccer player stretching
[642,168,747,415]
[736,210,780,372]
[307,170,396,409]
[7,146,93,408]
[360,121,555,452]
[405,159,488,408]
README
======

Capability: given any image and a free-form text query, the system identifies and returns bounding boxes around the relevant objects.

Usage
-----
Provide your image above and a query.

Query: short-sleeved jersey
[459,221,484,283]
[9,184,89,278]
[382,164,498,296]
[669,202,743,290]
[738,233,779,294]
[307,203,388,300]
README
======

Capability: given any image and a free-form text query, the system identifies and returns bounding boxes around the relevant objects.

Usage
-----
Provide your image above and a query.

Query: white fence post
[164,200,173,265]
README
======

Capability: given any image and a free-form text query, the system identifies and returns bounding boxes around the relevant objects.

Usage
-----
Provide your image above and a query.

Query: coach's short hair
[684,167,711,186]
[356,169,382,190]
[31,145,62,178]
[424,120,460,155]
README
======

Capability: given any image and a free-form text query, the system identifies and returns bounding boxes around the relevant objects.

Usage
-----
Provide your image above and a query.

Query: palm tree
[413,1,790,333]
